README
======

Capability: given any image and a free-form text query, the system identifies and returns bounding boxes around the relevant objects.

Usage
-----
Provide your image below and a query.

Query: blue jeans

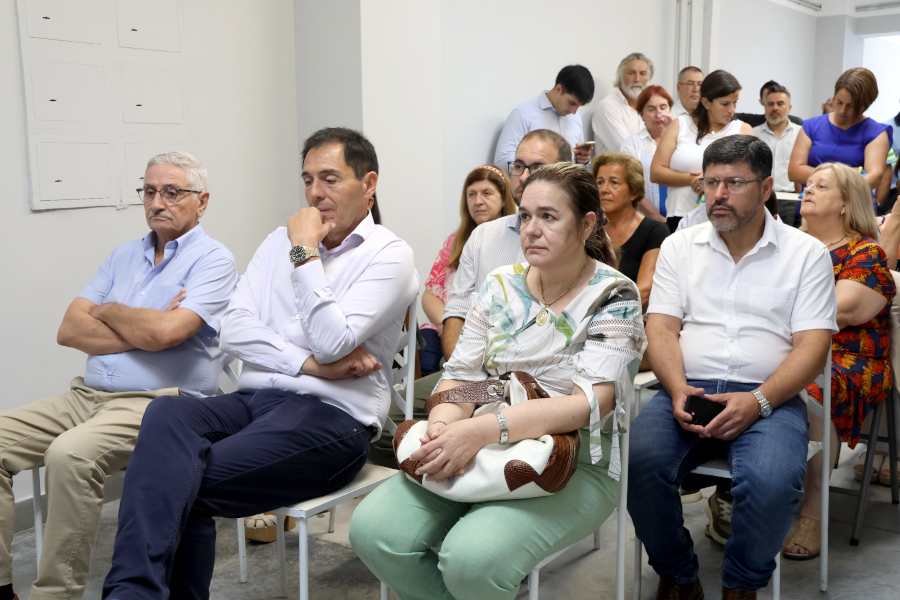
[102,389,371,600]
[627,380,808,591]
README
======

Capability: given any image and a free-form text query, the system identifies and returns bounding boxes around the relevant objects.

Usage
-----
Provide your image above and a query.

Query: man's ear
[552,83,563,95]
[362,171,378,201]
[196,192,210,219]
[761,176,774,202]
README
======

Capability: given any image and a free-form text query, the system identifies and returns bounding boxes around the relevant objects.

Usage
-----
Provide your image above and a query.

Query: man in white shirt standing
[753,85,801,226]
[592,52,654,153]
[494,65,594,168]
[102,128,416,600]
[628,135,837,600]
[671,66,704,117]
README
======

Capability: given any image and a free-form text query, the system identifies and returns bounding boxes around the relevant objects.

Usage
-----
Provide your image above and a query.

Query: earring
[841,207,845,215]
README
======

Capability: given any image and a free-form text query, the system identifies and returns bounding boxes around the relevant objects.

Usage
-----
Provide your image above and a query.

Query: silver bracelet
[495,409,509,445]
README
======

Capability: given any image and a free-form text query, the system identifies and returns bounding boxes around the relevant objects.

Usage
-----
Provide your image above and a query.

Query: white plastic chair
[236,293,418,600]
[632,357,831,600]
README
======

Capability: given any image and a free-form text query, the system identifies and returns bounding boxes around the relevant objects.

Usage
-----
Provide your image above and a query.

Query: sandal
[854,452,885,483]
[244,512,297,543]
[783,517,821,561]
[879,459,899,487]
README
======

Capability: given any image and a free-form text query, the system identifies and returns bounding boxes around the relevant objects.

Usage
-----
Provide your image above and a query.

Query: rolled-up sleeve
[572,279,647,473]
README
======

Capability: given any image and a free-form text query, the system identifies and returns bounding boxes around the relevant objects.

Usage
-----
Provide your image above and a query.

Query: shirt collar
[142,224,205,261]
[319,211,375,257]
[505,213,522,233]
[759,120,798,137]
[539,91,555,112]
[693,210,778,258]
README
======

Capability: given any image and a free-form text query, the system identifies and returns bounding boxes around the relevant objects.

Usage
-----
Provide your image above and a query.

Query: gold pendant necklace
[534,256,589,326]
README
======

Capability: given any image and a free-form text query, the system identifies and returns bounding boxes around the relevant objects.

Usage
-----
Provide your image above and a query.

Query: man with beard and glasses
[753,85,802,225]
[628,135,837,600]
[0,152,236,600]
[592,52,654,154]
[494,65,594,168]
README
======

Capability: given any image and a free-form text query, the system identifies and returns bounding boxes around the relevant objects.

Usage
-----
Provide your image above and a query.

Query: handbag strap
[424,371,550,413]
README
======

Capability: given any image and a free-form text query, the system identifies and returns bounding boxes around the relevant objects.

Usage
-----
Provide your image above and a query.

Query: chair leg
[850,402,884,545]
[528,568,539,600]
[380,581,389,600]
[31,468,43,569]
[328,507,337,533]
[298,517,309,600]
[593,528,601,550]
[772,552,780,600]
[236,518,248,583]
[833,442,841,470]
[886,392,899,504]
[633,541,642,600]
[277,515,288,596]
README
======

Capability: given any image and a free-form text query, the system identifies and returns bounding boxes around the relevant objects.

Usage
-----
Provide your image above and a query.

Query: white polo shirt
[647,211,838,384]
[753,120,800,192]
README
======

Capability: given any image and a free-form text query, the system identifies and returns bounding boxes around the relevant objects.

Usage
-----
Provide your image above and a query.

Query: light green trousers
[349,430,619,600]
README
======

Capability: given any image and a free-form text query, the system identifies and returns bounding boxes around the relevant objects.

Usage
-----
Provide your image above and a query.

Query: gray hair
[614,53,654,88]
[146,151,209,192]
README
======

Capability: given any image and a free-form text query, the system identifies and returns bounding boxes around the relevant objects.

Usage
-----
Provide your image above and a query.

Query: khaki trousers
[0,377,177,600]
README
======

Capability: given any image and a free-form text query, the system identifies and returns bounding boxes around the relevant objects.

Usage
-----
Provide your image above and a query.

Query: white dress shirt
[442,214,525,321]
[219,214,417,437]
[648,212,838,384]
[493,91,584,168]
[620,129,661,211]
[592,88,643,154]
[671,98,689,118]
[753,121,800,192]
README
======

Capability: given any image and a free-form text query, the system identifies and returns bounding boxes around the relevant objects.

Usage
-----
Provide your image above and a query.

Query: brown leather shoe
[655,576,704,600]
[721,586,756,600]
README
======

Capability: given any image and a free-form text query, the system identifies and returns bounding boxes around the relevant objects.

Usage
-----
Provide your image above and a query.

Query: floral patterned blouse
[438,261,647,479]
[421,233,457,331]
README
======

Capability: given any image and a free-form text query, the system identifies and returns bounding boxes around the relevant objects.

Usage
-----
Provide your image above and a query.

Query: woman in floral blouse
[420,165,516,374]
[351,163,647,600]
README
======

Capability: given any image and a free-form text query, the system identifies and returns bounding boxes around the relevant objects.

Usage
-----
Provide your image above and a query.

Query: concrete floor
[9,391,900,599]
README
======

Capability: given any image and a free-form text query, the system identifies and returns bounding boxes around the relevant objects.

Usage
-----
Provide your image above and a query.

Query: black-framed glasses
[698,177,763,193]
[136,186,201,205]
[508,161,546,177]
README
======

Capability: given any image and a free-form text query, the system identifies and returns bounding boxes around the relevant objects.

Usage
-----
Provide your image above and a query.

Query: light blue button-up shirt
[493,91,584,168]
[78,225,237,397]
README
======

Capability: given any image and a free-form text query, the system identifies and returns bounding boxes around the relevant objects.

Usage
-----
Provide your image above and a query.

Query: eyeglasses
[678,80,703,88]
[136,186,201,205]
[698,177,763,193]
[508,161,546,177]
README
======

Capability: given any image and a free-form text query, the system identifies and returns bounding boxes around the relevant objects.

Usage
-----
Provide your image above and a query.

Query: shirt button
[728,287,733,291]
[103,373,109,378]
[728,317,733,321]
[293,282,298,288]
[729,370,735,375]
[294,314,300,320]
[140,291,145,296]
[283,364,290,370]
[729,338,734,343]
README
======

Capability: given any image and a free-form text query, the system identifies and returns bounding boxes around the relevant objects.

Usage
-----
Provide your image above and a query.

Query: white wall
[1,0,301,496]
[863,35,900,123]
[715,0,818,119]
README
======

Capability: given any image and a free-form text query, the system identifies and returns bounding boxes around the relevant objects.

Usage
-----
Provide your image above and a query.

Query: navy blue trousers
[102,389,371,600]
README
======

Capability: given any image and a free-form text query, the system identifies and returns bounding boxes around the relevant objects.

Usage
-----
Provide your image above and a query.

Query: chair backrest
[889,270,900,378]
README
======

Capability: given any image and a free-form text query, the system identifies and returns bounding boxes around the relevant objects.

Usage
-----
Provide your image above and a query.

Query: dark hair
[556,65,595,105]
[765,84,790,99]
[636,85,674,114]
[692,70,742,144]
[834,67,879,119]
[760,80,779,99]
[449,166,517,269]
[519,129,573,163]
[678,66,702,82]
[521,163,616,267]
[301,127,378,180]
[765,190,777,218]
[702,135,773,180]
[370,193,381,224]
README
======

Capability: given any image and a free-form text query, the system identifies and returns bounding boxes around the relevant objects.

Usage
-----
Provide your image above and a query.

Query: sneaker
[703,490,733,545]
[680,488,702,504]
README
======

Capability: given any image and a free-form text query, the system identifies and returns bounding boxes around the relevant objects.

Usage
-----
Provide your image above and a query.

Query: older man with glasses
[672,66,704,118]
[0,152,236,600]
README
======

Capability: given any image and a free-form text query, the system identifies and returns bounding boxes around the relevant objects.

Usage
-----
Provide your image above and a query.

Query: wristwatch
[494,407,509,445]
[752,389,773,418]
[289,245,319,264]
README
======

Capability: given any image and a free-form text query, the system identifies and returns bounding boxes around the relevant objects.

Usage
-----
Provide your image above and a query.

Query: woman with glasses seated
[419,165,516,376]
[783,162,895,560]
[349,163,646,600]
[651,70,753,233]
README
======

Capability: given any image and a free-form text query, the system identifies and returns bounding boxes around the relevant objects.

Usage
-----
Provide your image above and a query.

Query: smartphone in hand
[684,395,725,427]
